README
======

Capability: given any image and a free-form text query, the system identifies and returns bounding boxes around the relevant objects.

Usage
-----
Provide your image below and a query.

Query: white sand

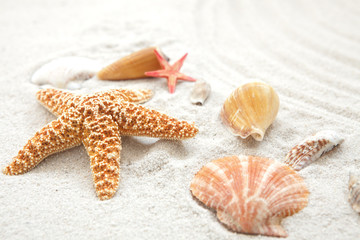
[1,0,360,239]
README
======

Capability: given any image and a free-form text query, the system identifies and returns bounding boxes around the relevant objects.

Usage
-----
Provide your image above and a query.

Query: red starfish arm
[146,51,196,93]
[144,69,167,78]
[153,49,170,69]
[112,102,199,140]
[167,75,178,94]
[171,53,188,71]
[175,72,197,82]
[3,111,83,175]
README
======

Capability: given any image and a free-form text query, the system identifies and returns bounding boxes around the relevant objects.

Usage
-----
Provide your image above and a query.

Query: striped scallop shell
[284,130,343,171]
[190,156,309,237]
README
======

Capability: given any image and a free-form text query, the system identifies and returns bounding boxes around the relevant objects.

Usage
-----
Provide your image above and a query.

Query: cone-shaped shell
[220,82,279,141]
[190,155,309,237]
[97,47,165,80]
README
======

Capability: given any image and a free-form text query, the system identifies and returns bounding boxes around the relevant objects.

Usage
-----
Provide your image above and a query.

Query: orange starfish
[3,88,198,200]
[145,49,197,93]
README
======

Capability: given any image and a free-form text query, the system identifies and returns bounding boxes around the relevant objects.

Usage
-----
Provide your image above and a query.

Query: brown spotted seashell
[284,130,343,171]
[97,46,166,80]
[190,155,309,237]
[348,172,360,213]
[220,82,279,141]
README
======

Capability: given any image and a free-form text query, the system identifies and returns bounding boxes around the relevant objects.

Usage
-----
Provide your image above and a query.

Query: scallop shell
[190,81,211,105]
[190,155,309,237]
[31,57,102,89]
[220,82,279,141]
[97,46,167,80]
[349,172,360,213]
[284,130,343,171]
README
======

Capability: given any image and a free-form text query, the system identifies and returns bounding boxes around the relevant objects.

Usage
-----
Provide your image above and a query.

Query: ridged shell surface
[190,155,309,237]
[97,46,163,80]
[284,130,343,171]
[220,82,279,141]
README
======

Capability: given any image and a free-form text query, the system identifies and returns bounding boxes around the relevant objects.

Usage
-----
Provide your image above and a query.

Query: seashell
[97,46,168,80]
[348,172,360,213]
[284,130,343,171]
[190,155,309,237]
[220,82,279,141]
[190,81,211,105]
[31,56,102,89]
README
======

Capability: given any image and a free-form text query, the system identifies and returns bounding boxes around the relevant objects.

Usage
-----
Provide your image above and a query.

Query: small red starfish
[145,49,197,93]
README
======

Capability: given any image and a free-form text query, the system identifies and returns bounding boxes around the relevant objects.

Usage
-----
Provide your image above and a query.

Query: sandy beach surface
[1,0,360,239]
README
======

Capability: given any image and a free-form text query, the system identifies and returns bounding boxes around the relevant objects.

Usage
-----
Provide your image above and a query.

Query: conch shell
[220,82,279,141]
[190,155,309,237]
[348,172,360,213]
[97,46,167,80]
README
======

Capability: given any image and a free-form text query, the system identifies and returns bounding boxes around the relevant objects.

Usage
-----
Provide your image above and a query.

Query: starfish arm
[3,111,83,175]
[82,115,121,200]
[146,52,196,93]
[36,88,79,116]
[95,88,153,104]
[144,69,167,78]
[167,75,178,94]
[112,102,199,140]
[153,49,171,69]
[176,72,197,82]
[172,53,188,71]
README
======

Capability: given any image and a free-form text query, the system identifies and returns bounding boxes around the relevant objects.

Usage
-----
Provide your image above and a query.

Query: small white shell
[349,172,360,213]
[284,130,343,171]
[190,81,211,105]
[31,57,102,89]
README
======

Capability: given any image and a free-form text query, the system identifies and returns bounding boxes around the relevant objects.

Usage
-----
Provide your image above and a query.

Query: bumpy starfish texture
[145,49,197,93]
[3,88,198,200]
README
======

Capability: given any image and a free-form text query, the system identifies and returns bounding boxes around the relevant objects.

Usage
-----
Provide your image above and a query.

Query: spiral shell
[190,155,309,237]
[220,82,279,141]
